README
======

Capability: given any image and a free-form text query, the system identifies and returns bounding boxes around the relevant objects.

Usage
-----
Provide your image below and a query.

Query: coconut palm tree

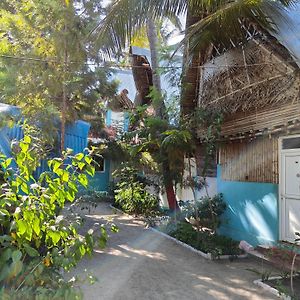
[95,0,295,112]
[94,0,295,209]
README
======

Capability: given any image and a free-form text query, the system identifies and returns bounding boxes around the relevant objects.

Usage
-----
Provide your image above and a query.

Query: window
[92,155,105,172]
[282,137,300,150]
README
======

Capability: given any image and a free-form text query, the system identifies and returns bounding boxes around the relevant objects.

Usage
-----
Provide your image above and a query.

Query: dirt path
[73,202,276,300]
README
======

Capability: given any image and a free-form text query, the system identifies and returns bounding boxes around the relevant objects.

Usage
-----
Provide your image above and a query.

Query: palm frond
[183,0,296,54]
[92,0,188,57]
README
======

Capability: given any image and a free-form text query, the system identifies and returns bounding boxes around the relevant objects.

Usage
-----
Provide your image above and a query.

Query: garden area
[0,0,300,299]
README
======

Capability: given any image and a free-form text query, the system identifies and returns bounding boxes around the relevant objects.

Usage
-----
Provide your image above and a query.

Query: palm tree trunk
[146,18,166,119]
[147,18,161,93]
[181,10,213,175]
[147,18,178,210]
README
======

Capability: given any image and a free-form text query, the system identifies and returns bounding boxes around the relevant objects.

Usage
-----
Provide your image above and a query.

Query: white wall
[149,158,218,208]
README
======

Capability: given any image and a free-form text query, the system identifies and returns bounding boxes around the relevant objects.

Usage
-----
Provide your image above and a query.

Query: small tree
[0,0,117,152]
[0,130,115,298]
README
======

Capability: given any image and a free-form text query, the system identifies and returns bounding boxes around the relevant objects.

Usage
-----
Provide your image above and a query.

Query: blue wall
[64,120,90,154]
[88,159,111,192]
[0,104,90,178]
[217,165,279,246]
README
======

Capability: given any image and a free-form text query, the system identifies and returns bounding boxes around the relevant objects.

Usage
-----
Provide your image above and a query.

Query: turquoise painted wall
[88,159,111,192]
[106,110,112,127]
[89,109,128,192]
[217,165,279,246]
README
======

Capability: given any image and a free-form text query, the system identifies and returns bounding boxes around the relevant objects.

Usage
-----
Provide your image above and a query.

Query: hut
[199,6,300,246]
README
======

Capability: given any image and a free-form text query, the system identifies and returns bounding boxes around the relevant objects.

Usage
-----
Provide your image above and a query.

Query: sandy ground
[72,202,276,300]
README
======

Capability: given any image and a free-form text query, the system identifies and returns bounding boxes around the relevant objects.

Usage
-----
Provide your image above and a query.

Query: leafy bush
[180,194,227,230]
[0,133,111,299]
[168,222,197,246]
[79,188,113,203]
[166,221,241,257]
[113,166,159,217]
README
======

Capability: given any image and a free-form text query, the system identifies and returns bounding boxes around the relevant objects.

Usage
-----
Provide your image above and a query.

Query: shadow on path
[72,203,276,300]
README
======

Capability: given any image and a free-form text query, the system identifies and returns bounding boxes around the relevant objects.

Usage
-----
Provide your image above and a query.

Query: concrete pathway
[73,202,276,300]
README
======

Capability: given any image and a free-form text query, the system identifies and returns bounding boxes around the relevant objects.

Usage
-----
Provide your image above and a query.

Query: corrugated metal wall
[0,120,90,177]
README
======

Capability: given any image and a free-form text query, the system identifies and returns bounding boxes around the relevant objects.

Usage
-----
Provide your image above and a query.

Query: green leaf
[98,236,106,249]
[52,160,62,173]
[2,158,12,169]
[19,142,29,152]
[20,183,29,194]
[24,244,39,257]
[32,217,40,235]
[79,245,86,256]
[12,250,22,262]
[16,220,27,235]
[23,136,31,144]
[0,264,10,282]
[0,235,12,244]
[8,260,23,279]
[78,174,88,188]
[0,209,9,217]
[75,153,84,161]
[85,156,92,164]
[62,171,69,182]
[78,162,85,170]
[48,231,61,245]
[110,224,119,233]
[1,248,12,262]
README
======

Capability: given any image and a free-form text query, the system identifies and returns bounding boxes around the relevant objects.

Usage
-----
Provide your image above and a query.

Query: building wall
[0,119,91,178]
[217,165,279,246]
[88,159,111,192]
[176,177,218,202]
[219,137,279,184]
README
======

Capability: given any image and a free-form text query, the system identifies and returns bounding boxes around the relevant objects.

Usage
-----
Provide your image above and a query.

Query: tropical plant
[123,108,194,211]
[92,0,292,202]
[113,165,159,217]
[180,194,227,231]
[166,220,241,257]
[0,131,114,298]
[95,0,295,117]
[290,232,300,297]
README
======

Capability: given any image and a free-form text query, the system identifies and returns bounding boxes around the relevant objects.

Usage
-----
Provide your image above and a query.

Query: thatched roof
[200,39,300,114]
[108,89,134,111]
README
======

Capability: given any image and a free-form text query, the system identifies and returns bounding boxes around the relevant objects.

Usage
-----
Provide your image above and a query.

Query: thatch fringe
[200,41,300,114]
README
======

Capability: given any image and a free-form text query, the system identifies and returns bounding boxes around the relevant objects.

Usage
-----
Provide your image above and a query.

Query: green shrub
[113,166,159,217]
[181,194,227,230]
[166,221,241,257]
[79,188,113,203]
[0,133,112,299]
[169,222,197,246]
